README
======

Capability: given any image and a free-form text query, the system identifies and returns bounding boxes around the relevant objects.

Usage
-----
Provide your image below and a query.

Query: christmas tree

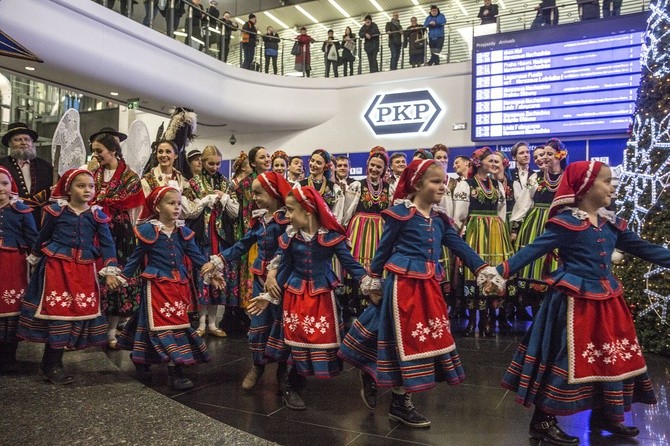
[614,0,670,355]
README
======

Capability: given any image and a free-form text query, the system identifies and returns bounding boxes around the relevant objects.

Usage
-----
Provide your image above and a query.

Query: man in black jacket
[242,13,257,70]
[0,122,54,228]
[386,12,403,70]
[359,15,380,73]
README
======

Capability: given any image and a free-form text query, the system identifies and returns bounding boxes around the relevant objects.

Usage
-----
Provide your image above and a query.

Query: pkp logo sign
[364,90,442,135]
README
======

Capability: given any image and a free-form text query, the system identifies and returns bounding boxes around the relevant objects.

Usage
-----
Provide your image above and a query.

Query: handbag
[327,44,339,62]
[291,42,301,56]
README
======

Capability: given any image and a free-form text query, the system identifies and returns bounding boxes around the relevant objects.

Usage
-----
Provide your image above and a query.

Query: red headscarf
[468,147,494,178]
[548,160,604,218]
[0,166,19,197]
[257,171,292,206]
[137,186,180,223]
[291,185,347,236]
[392,159,440,202]
[368,146,389,171]
[51,168,93,201]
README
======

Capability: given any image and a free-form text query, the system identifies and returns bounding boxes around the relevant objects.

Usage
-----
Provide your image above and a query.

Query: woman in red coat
[294,27,315,77]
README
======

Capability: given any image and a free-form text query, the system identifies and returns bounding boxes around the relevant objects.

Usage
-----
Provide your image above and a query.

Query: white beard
[11,146,37,161]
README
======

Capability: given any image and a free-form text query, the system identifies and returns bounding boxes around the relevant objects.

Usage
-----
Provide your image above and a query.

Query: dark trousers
[242,43,255,70]
[142,3,158,26]
[265,55,278,74]
[602,0,621,16]
[365,49,379,73]
[427,37,444,65]
[325,59,339,77]
[343,60,354,76]
[389,43,401,70]
[223,38,231,62]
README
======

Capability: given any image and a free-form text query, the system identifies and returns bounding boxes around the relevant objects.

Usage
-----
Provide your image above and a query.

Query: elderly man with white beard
[0,122,54,228]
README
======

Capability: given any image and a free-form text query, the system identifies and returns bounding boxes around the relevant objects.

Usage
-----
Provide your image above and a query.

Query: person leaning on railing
[404,17,426,68]
[241,13,258,70]
[386,12,403,71]
[221,11,239,63]
[359,15,380,73]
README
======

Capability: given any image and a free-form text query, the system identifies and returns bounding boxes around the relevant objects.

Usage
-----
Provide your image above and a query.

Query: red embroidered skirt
[283,289,340,349]
[35,257,100,321]
[0,250,29,317]
[146,280,193,331]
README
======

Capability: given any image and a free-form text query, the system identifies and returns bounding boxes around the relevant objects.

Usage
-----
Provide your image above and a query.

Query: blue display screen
[471,13,647,142]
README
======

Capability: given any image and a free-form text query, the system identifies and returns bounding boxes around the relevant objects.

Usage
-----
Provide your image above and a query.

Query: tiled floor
[106,320,670,446]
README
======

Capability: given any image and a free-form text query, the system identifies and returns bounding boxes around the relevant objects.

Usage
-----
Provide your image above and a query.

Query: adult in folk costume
[88,128,144,348]
[0,122,54,228]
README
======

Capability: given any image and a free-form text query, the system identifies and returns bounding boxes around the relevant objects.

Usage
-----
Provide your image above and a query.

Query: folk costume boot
[0,341,20,374]
[281,366,306,410]
[589,408,639,438]
[167,364,193,390]
[478,308,492,338]
[463,308,476,337]
[529,408,579,446]
[242,364,265,390]
[41,345,74,385]
[389,391,431,428]
[360,371,377,409]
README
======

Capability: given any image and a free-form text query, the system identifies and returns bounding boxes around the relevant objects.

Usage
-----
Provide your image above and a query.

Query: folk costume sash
[146,280,193,331]
[282,289,340,348]
[392,276,456,361]
[0,250,28,317]
[35,257,101,320]
[566,295,647,383]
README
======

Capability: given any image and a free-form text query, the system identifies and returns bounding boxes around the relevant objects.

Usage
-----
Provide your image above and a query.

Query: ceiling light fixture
[25,66,35,71]
[454,0,469,16]
[234,17,246,25]
[295,5,319,23]
[264,11,289,29]
[411,0,419,5]
[368,0,392,20]
[328,0,350,17]
[110,92,119,96]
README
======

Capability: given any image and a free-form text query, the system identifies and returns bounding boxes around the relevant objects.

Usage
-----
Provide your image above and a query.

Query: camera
[229,134,237,145]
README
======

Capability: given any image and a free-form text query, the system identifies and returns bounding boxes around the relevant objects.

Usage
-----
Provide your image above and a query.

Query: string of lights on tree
[613,0,670,355]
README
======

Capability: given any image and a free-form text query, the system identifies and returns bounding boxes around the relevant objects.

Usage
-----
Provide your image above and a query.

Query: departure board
[472,13,647,142]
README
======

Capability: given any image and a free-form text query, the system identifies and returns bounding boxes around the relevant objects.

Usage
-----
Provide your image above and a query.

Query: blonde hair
[201,145,223,162]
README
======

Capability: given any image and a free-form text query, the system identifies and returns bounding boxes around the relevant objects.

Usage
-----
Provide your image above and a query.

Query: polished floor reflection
[106,322,670,446]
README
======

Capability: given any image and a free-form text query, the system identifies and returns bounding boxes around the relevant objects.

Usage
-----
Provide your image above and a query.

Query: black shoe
[167,365,193,390]
[360,371,377,409]
[590,410,639,437]
[282,386,306,410]
[529,419,579,445]
[44,365,75,385]
[389,393,431,428]
[0,356,20,374]
[133,361,152,381]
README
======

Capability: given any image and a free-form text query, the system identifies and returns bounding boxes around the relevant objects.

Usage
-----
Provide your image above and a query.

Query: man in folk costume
[0,122,54,228]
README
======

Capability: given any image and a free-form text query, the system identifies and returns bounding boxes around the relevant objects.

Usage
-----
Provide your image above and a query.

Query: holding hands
[476,266,506,296]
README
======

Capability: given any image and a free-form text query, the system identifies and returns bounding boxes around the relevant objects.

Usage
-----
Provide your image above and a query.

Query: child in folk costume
[492,161,667,445]
[452,148,514,337]
[338,160,499,427]
[0,168,38,373]
[203,172,292,391]
[263,186,371,411]
[109,186,221,390]
[17,169,119,385]
[189,145,240,338]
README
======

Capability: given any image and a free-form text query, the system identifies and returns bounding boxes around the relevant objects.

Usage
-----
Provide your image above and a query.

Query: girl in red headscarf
[493,161,669,445]
[109,186,221,390]
[0,167,38,373]
[341,146,392,318]
[338,160,494,428]
[17,169,119,385]
[452,147,514,337]
[262,185,370,411]
[203,172,292,392]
